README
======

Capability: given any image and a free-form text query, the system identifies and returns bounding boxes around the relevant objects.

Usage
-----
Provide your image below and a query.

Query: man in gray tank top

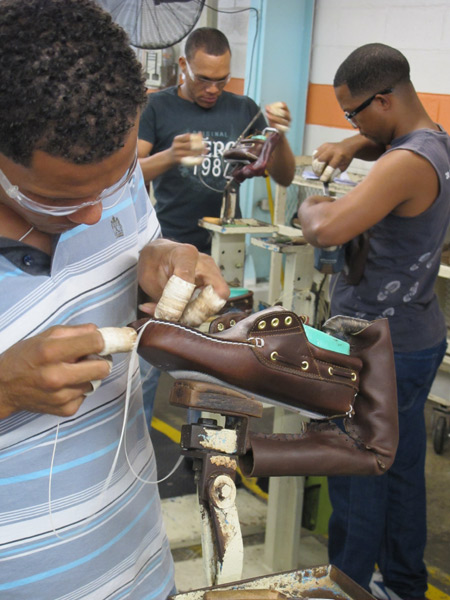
[298,44,449,600]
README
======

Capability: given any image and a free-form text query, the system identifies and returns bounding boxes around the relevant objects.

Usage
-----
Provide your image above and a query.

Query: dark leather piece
[209,310,249,332]
[230,130,281,183]
[218,290,254,316]
[222,137,265,162]
[240,317,398,477]
[344,231,370,285]
[130,306,363,418]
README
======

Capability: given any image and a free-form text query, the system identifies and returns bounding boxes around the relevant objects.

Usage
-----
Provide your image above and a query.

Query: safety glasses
[185,60,231,89]
[0,151,137,216]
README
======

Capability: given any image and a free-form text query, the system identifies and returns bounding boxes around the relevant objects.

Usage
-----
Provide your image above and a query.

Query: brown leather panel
[240,425,383,477]
[130,307,363,418]
[239,318,398,477]
[344,316,399,459]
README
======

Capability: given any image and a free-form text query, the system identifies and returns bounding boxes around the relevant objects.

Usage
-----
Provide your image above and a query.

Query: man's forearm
[344,134,386,162]
[139,149,176,184]
[268,135,296,186]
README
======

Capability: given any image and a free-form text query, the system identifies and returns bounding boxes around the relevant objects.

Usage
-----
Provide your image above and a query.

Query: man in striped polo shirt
[0,1,228,598]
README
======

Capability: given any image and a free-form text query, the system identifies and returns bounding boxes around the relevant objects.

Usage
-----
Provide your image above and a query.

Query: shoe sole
[169,369,328,420]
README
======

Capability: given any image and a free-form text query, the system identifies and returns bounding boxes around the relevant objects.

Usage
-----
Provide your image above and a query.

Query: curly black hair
[334,43,411,96]
[0,0,147,166]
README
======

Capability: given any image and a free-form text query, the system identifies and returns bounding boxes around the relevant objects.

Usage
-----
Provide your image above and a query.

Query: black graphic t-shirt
[139,86,267,252]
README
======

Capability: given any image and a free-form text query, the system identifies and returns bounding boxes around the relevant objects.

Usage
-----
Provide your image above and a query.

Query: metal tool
[169,379,263,586]
[313,181,346,274]
[234,108,263,144]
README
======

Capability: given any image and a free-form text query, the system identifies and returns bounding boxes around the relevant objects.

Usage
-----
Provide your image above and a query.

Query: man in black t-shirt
[138,27,295,254]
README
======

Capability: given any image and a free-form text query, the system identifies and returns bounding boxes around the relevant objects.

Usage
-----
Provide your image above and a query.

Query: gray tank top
[331,127,450,352]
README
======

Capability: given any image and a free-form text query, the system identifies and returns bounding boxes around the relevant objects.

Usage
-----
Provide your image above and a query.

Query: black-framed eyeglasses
[344,88,393,128]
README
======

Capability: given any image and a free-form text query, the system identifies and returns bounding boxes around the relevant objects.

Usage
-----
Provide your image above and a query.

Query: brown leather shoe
[224,128,281,183]
[240,315,399,477]
[218,289,254,316]
[130,306,364,419]
[222,135,266,163]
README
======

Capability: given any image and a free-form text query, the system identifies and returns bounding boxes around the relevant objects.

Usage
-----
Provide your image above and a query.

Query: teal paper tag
[304,324,350,355]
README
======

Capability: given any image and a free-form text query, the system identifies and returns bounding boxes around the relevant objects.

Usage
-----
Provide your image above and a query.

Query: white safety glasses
[0,151,137,216]
[185,60,231,89]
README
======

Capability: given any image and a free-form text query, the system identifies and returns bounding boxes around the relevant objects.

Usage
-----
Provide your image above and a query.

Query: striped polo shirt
[0,165,175,599]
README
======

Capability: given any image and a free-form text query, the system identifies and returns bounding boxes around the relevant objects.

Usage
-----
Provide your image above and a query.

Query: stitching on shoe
[252,350,357,389]
[254,327,358,386]
[137,318,252,347]
[259,325,320,364]
[138,319,358,389]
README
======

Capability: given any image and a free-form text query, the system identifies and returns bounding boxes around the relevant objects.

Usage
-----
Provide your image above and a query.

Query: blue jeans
[328,337,447,598]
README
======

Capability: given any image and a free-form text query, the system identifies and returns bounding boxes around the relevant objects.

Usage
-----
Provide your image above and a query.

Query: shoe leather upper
[130,306,362,418]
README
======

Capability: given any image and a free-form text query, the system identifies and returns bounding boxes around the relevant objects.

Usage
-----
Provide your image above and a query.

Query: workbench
[172,564,374,600]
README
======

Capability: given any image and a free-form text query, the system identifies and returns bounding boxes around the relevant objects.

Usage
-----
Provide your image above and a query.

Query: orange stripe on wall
[306,84,349,129]
[306,83,450,133]
[225,77,244,95]
[420,92,450,132]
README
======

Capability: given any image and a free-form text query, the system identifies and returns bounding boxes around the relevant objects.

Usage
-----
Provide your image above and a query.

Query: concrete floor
[423,401,450,590]
[151,371,450,598]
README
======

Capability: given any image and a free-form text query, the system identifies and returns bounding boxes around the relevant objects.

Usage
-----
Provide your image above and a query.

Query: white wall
[186,0,251,79]
[216,0,251,79]
[304,0,450,172]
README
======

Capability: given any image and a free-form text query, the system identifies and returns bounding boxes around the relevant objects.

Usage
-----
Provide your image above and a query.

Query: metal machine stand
[429,262,450,454]
[196,156,364,574]
[169,379,263,586]
[200,219,277,287]
[249,158,362,572]
[220,179,239,224]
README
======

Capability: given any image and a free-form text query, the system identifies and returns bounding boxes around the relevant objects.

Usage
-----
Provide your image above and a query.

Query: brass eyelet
[301,361,309,371]
[230,319,236,326]
[271,318,279,327]
[328,367,334,376]
[217,323,225,331]
[284,316,293,326]
[351,372,357,381]
[270,351,278,362]
[258,320,266,330]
